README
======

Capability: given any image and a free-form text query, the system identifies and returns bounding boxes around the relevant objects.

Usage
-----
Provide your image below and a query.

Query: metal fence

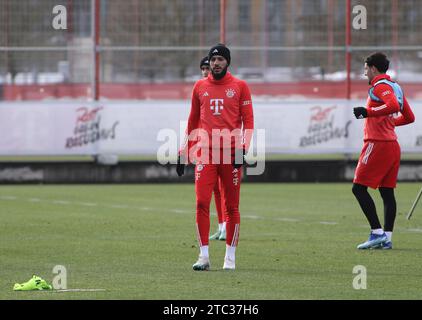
[1,0,422,100]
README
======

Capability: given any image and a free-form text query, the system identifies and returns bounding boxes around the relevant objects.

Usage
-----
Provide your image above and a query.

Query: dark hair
[365,52,390,73]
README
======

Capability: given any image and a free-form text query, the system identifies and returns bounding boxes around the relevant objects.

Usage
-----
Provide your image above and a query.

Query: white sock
[385,231,392,242]
[372,228,384,235]
[225,244,236,261]
[221,222,226,233]
[218,223,223,232]
[200,245,209,258]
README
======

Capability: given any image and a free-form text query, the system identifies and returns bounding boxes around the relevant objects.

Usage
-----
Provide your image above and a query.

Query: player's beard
[212,66,228,80]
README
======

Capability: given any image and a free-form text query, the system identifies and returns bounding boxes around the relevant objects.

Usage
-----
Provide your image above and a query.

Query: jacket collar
[208,71,233,85]
[370,73,391,86]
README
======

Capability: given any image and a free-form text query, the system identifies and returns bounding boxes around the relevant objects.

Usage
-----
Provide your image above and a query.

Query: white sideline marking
[243,215,262,220]
[1,195,346,227]
[171,209,188,214]
[110,204,129,209]
[275,218,300,222]
[7,194,422,241]
[134,206,156,212]
[1,196,17,200]
[53,289,106,292]
[79,202,97,207]
[52,200,70,205]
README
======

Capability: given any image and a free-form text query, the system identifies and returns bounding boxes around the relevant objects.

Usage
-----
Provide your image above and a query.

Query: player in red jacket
[199,56,227,241]
[177,44,254,270]
[352,52,415,250]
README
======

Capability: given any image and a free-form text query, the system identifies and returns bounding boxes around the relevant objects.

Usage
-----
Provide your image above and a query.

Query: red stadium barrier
[2,82,421,101]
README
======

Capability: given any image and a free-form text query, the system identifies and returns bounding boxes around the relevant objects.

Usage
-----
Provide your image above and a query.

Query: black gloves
[233,148,246,169]
[176,155,185,177]
[353,107,368,119]
[177,149,246,174]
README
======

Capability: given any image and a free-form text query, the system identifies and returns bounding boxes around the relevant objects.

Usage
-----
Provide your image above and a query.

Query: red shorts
[353,140,400,189]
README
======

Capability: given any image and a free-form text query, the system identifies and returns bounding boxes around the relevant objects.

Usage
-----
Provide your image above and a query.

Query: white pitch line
[52,288,106,292]
[1,196,347,228]
[243,215,262,220]
[78,202,98,207]
[0,196,17,200]
[171,209,190,214]
[52,200,70,205]
[8,195,422,237]
[139,207,153,211]
[109,204,129,209]
[405,228,422,233]
[274,218,300,222]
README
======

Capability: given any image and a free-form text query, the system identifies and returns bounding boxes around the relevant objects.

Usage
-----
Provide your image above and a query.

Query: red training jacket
[364,74,415,141]
[182,71,254,162]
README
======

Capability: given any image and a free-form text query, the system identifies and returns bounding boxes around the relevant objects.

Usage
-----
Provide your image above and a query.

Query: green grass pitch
[1,183,422,300]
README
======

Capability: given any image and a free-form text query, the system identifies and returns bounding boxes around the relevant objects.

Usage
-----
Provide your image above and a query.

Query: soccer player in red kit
[177,44,254,270]
[200,56,211,78]
[199,56,227,241]
[352,52,415,250]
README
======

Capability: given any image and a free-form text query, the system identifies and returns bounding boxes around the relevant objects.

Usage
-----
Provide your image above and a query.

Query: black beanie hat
[208,43,231,66]
[200,56,210,68]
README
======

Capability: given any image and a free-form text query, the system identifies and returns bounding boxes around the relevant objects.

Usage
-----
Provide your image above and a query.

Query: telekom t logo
[210,99,224,115]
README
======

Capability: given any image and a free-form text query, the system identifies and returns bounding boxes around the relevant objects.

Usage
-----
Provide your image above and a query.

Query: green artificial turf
[1,183,422,300]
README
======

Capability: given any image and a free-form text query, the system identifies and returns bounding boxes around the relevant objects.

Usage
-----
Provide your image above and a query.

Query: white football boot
[192,256,210,271]
[223,256,235,270]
